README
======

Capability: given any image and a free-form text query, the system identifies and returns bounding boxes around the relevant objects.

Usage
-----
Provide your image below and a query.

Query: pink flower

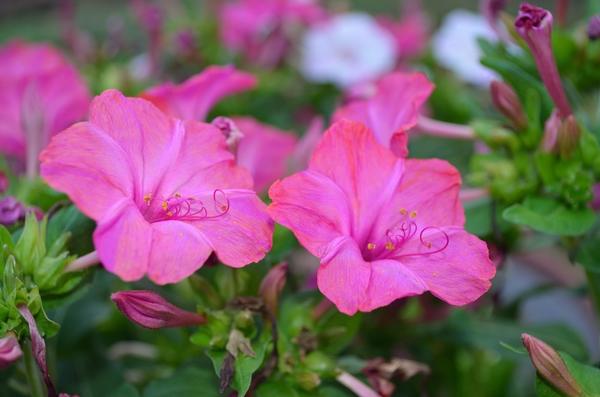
[40,89,273,284]
[141,65,256,121]
[111,290,206,328]
[0,40,90,177]
[268,120,495,315]
[377,0,429,60]
[233,117,298,193]
[333,72,434,157]
[219,0,325,67]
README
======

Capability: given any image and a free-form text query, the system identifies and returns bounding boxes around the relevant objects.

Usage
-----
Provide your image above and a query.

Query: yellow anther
[425,242,432,248]
[143,193,152,205]
[385,242,395,250]
[161,201,168,211]
[367,243,376,250]
[409,210,417,219]
[166,211,173,217]
[399,208,407,215]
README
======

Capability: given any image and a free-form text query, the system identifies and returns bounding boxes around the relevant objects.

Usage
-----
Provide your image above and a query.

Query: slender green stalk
[23,340,45,397]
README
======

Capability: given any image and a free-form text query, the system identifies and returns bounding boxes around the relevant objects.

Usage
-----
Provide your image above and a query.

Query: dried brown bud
[490,81,527,129]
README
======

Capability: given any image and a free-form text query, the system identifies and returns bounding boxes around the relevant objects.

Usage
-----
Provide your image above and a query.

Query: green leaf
[576,238,600,273]
[503,197,596,236]
[143,367,220,397]
[536,352,600,397]
[207,329,271,396]
[315,309,362,355]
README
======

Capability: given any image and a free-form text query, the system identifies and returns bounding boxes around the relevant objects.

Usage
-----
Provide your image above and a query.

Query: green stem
[585,271,600,317]
[23,340,45,397]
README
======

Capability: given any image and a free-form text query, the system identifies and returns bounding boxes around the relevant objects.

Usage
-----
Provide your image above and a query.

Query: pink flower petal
[93,200,152,282]
[142,65,256,120]
[195,190,273,267]
[234,117,298,193]
[40,122,134,220]
[334,72,434,156]
[317,236,371,315]
[309,120,404,244]
[399,227,495,305]
[148,221,213,284]
[268,170,352,257]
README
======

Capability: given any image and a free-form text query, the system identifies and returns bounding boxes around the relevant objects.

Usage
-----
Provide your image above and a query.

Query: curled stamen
[399,226,450,257]
[150,189,230,222]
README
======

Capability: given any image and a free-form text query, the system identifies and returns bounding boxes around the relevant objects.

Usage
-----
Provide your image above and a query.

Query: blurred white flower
[432,9,498,86]
[299,13,397,88]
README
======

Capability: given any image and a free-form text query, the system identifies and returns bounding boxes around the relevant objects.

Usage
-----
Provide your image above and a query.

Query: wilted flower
[142,65,256,121]
[111,290,206,329]
[432,10,498,86]
[0,333,22,369]
[521,334,582,397]
[269,120,495,315]
[515,3,572,118]
[0,40,90,178]
[219,0,325,67]
[41,90,273,284]
[300,13,397,88]
[334,71,434,156]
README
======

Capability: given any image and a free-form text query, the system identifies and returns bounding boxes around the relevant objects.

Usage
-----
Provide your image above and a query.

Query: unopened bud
[588,15,600,40]
[490,81,527,129]
[111,290,206,329]
[259,262,288,315]
[556,115,580,157]
[295,370,321,391]
[542,109,561,153]
[515,4,572,118]
[212,116,244,153]
[0,171,8,194]
[521,334,582,397]
[0,333,22,369]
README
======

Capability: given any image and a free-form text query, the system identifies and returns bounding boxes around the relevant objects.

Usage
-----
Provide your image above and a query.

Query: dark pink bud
[0,196,26,225]
[556,115,580,157]
[259,263,288,315]
[593,184,600,210]
[481,0,508,39]
[0,333,22,369]
[111,290,206,329]
[522,334,581,397]
[18,305,58,397]
[490,81,527,129]
[588,15,600,40]
[515,3,572,117]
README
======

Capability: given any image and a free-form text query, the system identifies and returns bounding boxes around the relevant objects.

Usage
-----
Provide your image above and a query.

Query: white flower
[432,9,498,87]
[299,13,397,88]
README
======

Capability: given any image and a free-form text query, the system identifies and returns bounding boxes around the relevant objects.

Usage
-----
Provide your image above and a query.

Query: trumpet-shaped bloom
[0,40,90,163]
[219,0,325,67]
[233,117,298,193]
[268,120,495,315]
[40,90,273,284]
[141,65,256,121]
[334,72,434,157]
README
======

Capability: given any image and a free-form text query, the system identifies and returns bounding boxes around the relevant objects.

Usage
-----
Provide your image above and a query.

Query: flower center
[142,189,229,222]
[363,208,449,261]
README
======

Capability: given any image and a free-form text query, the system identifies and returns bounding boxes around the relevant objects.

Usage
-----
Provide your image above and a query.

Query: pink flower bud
[541,109,561,152]
[0,196,26,226]
[259,263,288,315]
[588,15,600,40]
[0,333,22,369]
[556,115,580,157]
[521,334,582,397]
[111,290,206,329]
[490,81,527,129]
[0,171,8,194]
[515,3,572,118]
